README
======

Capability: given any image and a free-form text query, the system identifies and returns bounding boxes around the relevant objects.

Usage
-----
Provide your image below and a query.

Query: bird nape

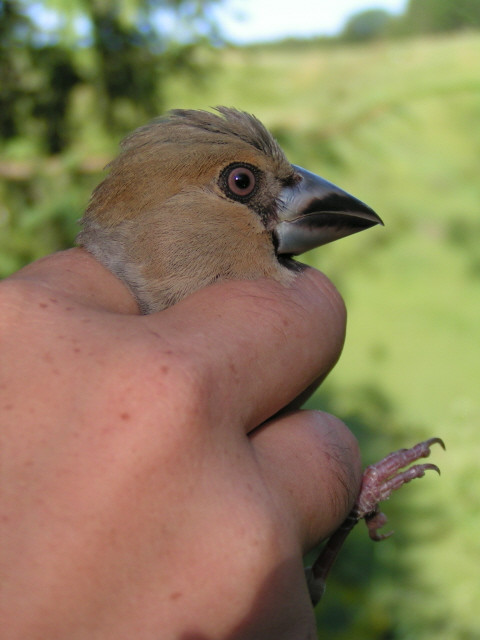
[77,107,443,607]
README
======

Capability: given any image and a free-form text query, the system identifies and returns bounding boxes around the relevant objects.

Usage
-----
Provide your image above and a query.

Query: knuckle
[106,340,212,429]
[0,280,37,328]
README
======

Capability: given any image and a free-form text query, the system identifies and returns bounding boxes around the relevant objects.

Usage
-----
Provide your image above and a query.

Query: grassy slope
[165,34,480,639]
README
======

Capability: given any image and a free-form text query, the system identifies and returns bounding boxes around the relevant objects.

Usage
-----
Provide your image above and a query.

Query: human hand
[0,249,361,640]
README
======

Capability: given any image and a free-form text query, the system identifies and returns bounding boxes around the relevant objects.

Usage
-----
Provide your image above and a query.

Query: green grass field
[3,31,480,639]
[164,33,480,639]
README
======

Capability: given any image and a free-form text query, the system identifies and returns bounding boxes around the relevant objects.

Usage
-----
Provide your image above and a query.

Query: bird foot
[306,437,445,605]
[356,436,445,540]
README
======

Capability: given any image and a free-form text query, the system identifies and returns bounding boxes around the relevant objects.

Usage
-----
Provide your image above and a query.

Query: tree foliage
[340,0,480,43]
[0,0,220,273]
[405,0,480,33]
[341,9,392,42]
[0,0,220,154]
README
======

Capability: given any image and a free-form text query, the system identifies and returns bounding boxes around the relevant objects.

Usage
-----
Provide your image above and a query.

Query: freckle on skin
[120,412,130,421]
[169,592,182,601]
[39,302,48,309]
[73,347,81,354]
[161,366,169,374]
[3,404,13,411]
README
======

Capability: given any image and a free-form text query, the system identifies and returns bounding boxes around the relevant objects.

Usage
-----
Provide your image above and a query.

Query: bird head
[77,107,382,313]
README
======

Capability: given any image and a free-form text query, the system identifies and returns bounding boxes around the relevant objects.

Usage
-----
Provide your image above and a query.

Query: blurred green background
[1,0,479,637]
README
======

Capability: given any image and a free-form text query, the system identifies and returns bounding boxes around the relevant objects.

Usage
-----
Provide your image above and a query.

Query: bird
[77,106,382,314]
[77,107,443,605]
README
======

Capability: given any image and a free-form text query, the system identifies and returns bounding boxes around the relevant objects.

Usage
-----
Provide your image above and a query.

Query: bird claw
[354,437,445,540]
[307,437,444,605]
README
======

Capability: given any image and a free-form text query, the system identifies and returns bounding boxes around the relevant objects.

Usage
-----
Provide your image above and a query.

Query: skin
[0,249,361,640]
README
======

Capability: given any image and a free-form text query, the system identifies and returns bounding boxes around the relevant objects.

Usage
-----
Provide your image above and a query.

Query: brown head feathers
[77,107,296,312]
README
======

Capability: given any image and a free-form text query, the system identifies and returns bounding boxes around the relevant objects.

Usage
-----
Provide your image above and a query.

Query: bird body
[78,107,381,313]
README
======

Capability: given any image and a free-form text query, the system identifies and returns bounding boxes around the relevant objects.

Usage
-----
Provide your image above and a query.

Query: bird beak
[274,165,383,256]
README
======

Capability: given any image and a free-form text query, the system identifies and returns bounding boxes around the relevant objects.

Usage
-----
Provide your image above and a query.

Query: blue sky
[213,0,408,43]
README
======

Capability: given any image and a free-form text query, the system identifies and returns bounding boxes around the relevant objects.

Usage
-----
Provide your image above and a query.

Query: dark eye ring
[222,163,257,200]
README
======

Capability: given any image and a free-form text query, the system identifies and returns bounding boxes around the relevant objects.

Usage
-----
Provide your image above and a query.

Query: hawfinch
[77,107,443,605]
[77,107,382,313]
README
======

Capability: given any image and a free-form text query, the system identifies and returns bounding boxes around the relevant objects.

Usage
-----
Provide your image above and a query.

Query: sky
[212,0,408,43]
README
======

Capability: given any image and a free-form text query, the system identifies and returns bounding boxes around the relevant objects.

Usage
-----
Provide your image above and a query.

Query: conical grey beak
[274,165,383,256]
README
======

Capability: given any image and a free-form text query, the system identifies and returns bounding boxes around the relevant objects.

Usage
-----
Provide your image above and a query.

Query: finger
[7,248,138,314]
[249,410,362,551]
[10,249,346,434]
[149,267,346,431]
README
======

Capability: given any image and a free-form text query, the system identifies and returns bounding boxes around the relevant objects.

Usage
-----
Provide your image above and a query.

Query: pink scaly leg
[306,437,445,605]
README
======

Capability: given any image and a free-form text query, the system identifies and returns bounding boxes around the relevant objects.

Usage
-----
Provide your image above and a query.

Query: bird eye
[223,164,257,199]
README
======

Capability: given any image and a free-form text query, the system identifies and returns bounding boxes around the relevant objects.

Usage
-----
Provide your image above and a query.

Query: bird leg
[305,437,445,606]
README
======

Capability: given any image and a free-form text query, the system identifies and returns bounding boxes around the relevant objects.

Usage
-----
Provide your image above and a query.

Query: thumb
[250,409,362,552]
